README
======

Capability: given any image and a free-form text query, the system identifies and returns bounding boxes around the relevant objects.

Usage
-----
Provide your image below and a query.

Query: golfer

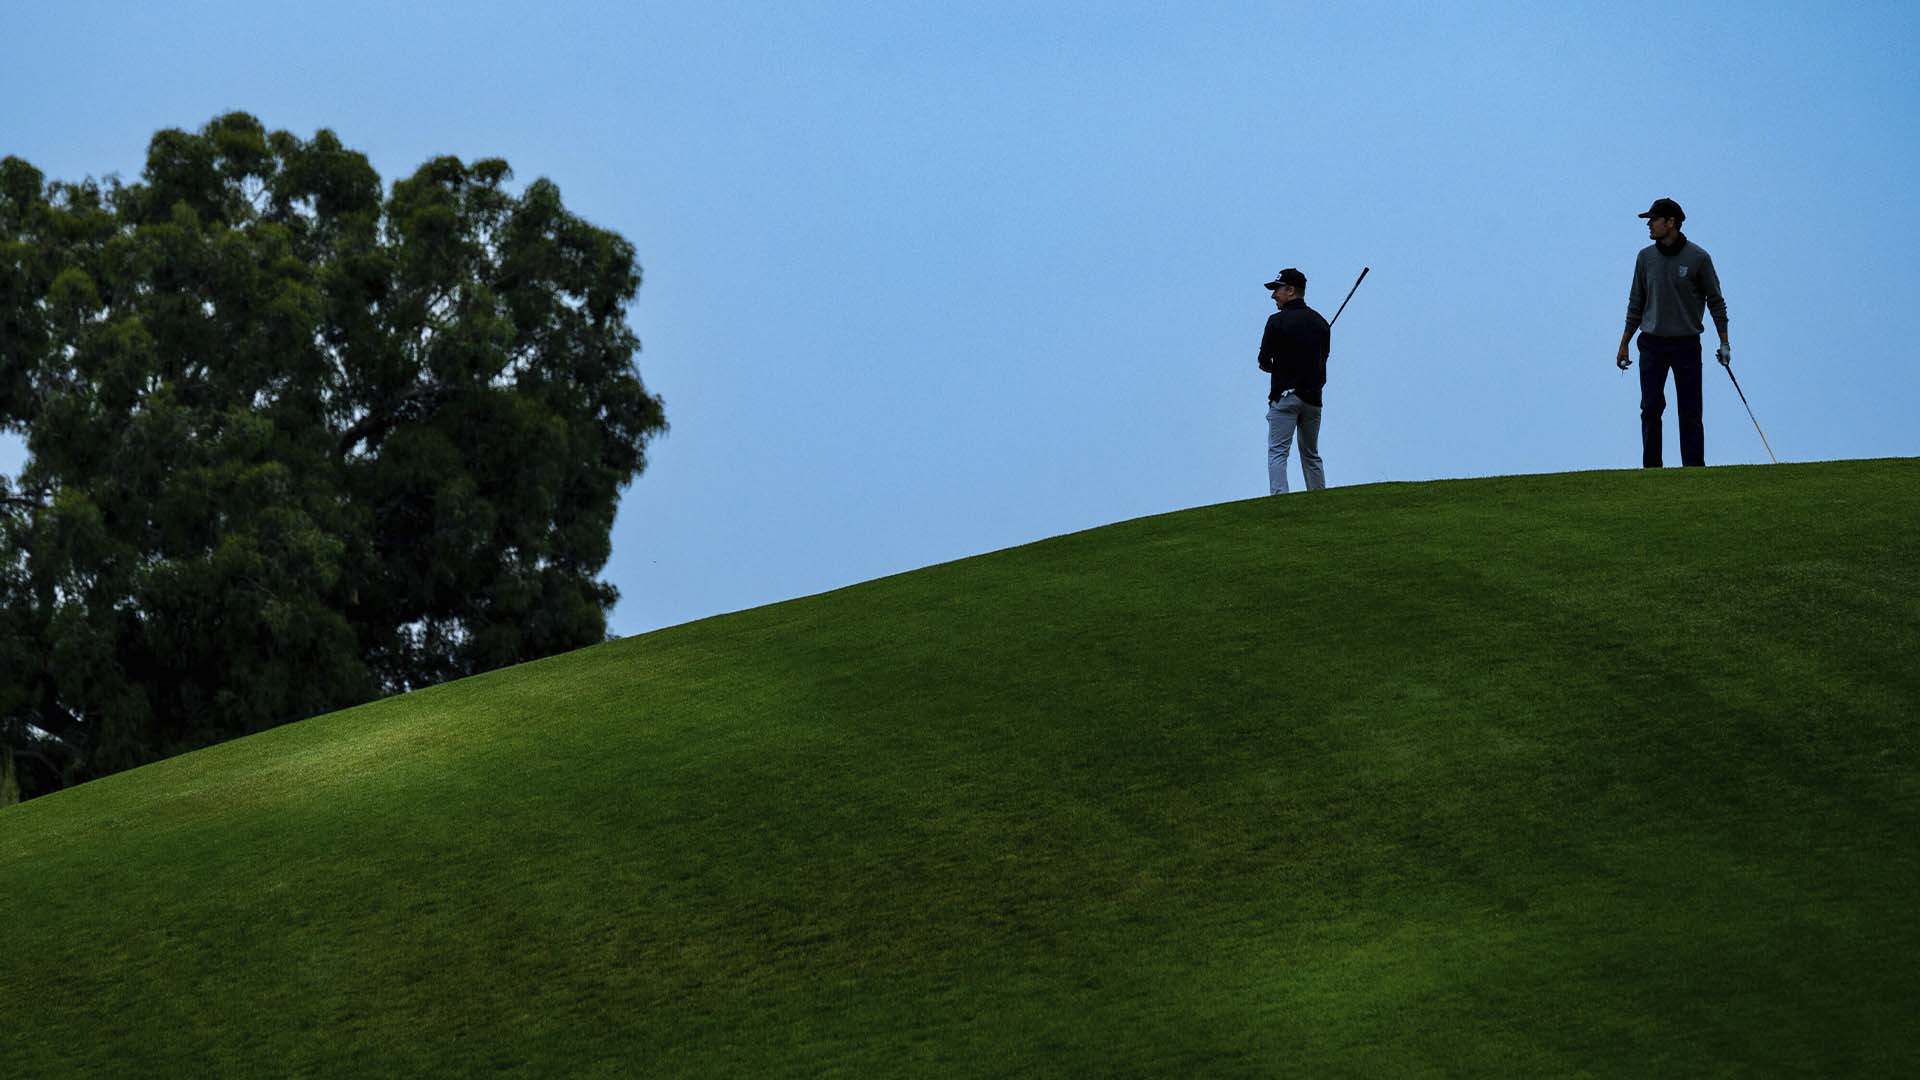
[1616,197,1730,467]
[1258,268,1331,494]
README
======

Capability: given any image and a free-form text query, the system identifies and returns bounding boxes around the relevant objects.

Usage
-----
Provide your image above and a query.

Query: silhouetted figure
[1616,198,1731,467]
[1258,268,1331,493]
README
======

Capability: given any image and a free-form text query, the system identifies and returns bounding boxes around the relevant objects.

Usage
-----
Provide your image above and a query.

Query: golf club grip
[1329,266,1370,327]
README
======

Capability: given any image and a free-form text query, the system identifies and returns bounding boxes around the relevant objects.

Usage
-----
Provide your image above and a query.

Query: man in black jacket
[1258,268,1331,493]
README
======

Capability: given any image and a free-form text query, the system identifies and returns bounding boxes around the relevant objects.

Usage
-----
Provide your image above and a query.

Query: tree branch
[25,702,83,747]
[0,743,60,772]
[334,381,456,458]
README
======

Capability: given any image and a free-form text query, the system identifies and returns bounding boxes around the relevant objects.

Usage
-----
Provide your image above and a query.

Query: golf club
[1723,362,1778,464]
[1329,266,1370,327]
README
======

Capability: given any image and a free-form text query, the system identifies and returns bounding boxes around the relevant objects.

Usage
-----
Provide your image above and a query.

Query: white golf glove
[1716,342,1731,366]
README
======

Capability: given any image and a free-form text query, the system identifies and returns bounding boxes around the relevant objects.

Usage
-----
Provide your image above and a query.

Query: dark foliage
[0,114,665,799]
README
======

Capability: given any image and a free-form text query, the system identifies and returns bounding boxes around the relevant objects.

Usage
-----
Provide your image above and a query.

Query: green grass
[5,460,1918,1078]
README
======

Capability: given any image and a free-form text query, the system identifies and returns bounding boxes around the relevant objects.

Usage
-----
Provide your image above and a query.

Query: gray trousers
[1267,395,1324,494]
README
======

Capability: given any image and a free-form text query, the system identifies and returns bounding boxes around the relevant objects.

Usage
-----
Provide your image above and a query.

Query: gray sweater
[1625,236,1729,339]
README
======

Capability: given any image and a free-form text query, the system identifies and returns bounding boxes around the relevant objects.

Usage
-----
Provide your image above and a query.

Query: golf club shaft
[1328,266,1370,327]
[1724,365,1779,464]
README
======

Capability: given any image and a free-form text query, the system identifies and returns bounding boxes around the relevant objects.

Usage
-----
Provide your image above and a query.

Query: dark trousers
[1638,333,1704,467]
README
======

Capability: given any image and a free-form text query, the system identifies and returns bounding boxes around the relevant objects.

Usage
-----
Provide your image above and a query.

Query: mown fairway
[4,460,1917,1078]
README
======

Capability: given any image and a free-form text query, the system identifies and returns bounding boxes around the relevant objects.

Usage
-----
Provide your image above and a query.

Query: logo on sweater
[1678,267,1690,278]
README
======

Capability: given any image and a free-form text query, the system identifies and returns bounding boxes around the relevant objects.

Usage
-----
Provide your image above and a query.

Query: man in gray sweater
[1615,197,1730,467]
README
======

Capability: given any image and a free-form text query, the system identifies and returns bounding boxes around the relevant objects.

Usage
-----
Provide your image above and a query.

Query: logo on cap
[1263,268,1307,290]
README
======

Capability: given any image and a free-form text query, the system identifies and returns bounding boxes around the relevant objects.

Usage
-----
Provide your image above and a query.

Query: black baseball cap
[1637,197,1685,221]
[1263,268,1307,290]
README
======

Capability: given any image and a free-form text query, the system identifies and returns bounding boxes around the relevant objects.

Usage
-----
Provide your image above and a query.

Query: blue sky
[5,1,1916,635]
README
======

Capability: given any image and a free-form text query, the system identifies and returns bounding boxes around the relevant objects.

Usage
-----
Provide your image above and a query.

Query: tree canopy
[0,113,666,801]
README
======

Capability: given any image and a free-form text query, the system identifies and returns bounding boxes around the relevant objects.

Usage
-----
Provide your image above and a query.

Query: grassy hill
[4,460,1917,1078]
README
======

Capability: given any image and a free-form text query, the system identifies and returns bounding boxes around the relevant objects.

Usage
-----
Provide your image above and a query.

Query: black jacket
[1258,299,1330,406]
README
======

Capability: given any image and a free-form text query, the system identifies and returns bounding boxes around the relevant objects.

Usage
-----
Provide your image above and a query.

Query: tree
[0,113,666,798]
